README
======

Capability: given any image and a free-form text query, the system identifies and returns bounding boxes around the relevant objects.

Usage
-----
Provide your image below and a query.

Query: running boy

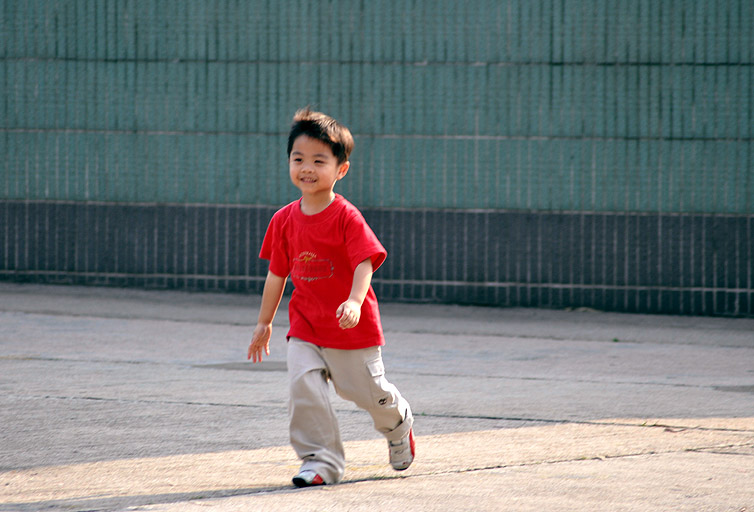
[247,108,415,487]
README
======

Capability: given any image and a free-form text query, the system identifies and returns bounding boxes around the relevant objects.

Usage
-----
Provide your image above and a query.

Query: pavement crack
[0,355,169,366]
[688,442,754,456]
[367,443,754,483]
[13,394,286,412]
[397,369,735,391]
[414,412,754,434]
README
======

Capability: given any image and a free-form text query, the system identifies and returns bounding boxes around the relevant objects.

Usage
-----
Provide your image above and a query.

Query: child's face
[289,135,349,198]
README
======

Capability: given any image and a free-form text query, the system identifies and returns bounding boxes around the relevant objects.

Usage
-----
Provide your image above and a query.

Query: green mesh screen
[2,0,752,213]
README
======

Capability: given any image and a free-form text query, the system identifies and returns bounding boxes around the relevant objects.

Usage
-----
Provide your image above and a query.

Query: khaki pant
[287,338,413,484]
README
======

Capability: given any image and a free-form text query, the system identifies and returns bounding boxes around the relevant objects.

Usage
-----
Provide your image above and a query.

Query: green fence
[2,1,753,315]
[3,0,752,212]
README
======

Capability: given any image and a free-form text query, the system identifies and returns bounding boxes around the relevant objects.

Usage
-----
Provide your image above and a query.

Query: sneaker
[388,428,415,471]
[292,470,325,488]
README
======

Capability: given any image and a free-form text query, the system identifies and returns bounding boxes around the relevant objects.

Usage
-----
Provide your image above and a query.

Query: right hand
[247,323,272,363]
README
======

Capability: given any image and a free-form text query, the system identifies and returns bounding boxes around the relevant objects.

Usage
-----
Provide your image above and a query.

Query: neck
[299,192,335,216]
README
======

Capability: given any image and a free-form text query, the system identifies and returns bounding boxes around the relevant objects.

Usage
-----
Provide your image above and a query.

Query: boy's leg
[324,347,413,444]
[287,338,345,484]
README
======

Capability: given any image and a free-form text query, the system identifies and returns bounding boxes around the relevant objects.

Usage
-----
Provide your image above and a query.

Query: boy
[247,108,415,487]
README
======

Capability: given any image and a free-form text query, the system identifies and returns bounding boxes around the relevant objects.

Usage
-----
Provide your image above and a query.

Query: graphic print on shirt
[292,251,334,281]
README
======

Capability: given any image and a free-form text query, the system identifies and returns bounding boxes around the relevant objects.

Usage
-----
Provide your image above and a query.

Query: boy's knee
[290,368,329,395]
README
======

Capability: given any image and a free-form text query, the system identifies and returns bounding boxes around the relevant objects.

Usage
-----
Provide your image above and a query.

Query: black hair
[287,108,354,164]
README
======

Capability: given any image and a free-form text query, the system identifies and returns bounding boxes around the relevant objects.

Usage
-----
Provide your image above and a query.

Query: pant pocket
[366,357,385,379]
[366,357,394,407]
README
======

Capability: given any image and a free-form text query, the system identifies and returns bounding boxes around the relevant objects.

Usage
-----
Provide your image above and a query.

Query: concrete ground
[0,282,752,511]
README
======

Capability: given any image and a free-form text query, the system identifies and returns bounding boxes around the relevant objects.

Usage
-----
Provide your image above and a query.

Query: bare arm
[247,270,287,362]
[336,258,373,329]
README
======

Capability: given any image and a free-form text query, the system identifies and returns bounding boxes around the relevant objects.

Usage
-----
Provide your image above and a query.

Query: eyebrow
[291,151,331,159]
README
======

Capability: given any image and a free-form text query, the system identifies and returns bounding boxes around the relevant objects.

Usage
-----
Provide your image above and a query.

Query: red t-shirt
[259,194,387,349]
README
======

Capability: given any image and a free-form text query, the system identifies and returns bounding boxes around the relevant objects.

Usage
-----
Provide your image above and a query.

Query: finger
[249,342,260,363]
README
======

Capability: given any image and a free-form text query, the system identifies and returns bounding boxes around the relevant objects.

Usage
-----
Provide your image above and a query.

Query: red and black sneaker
[292,470,325,488]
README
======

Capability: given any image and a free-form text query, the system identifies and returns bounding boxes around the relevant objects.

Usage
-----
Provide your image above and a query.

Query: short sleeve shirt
[259,194,387,349]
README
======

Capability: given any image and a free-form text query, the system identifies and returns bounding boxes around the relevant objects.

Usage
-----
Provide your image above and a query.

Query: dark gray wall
[3,201,750,316]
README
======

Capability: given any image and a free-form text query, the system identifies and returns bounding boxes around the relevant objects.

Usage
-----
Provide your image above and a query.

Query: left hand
[336,299,362,329]
[248,323,272,363]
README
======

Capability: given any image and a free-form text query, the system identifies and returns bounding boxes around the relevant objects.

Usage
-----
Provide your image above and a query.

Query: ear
[336,161,350,180]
